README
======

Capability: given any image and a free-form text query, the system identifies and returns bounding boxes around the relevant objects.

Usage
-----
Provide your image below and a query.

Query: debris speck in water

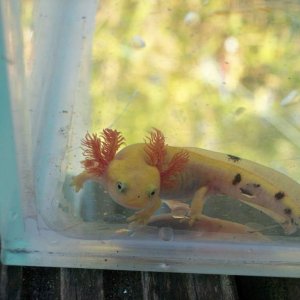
[131,35,146,49]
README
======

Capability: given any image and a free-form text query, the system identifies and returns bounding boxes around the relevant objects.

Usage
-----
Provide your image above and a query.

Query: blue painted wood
[0,1,25,248]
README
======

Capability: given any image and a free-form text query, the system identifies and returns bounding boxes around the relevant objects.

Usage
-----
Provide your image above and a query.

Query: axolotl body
[72,128,300,234]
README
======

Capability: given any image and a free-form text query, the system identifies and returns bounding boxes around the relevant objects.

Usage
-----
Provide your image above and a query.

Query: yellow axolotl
[72,128,300,235]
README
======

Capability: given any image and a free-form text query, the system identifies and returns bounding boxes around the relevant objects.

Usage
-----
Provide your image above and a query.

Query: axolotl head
[104,159,161,210]
[80,128,188,211]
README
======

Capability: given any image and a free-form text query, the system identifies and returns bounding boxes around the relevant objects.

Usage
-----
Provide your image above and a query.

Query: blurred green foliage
[24,0,300,179]
[91,0,300,179]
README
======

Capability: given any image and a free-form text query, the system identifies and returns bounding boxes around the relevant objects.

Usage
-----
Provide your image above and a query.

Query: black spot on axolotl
[232,173,242,185]
[275,191,285,200]
[240,187,254,197]
[227,154,241,162]
[253,183,261,188]
[284,208,292,215]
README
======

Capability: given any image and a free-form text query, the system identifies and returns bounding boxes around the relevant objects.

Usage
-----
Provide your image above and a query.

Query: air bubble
[158,227,174,241]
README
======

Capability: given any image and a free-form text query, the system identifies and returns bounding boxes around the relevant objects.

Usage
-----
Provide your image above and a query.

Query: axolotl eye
[147,188,157,198]
[116,181,127,193]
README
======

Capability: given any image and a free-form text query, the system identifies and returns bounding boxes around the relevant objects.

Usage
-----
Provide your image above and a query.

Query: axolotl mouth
[113,196,149,210]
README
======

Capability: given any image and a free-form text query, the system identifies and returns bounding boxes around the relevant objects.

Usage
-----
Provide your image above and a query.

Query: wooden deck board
[1,262,300,299]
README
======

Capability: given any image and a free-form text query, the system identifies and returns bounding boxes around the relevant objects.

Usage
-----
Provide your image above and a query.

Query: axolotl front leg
[189,186,209,225]
[72,171,99,192]
[127,197,162,225]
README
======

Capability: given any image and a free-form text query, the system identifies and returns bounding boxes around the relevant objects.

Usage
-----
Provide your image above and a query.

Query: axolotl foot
[71,176,83,192]
[188,213,203,226]
[71,171,92,192]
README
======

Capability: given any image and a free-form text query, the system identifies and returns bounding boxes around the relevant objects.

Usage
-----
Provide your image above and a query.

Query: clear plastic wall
[1,0,300,276]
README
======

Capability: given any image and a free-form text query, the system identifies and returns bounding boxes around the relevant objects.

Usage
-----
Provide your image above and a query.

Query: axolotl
[72,128,300,234]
